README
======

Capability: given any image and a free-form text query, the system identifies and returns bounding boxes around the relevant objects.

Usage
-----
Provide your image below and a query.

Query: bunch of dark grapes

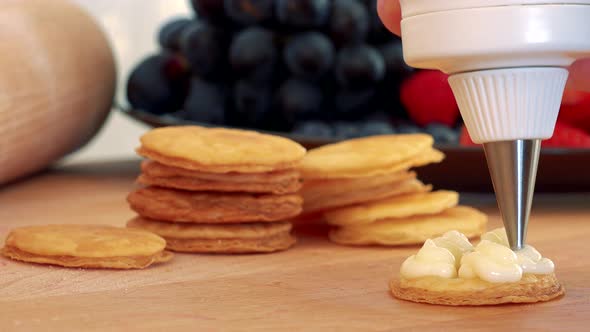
[126,0,460,142]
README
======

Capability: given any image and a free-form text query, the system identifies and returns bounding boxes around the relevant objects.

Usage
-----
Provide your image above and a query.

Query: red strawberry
[543,122,590,148]
[400,70,459,127]
[558,89,590,133]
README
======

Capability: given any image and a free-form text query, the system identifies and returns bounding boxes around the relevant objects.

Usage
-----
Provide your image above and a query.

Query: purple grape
[229,27,277,82]
[224,0,274,25]
[293,121,333,138]
[180,22,229,78]
[425,123,460,144]
[334,88,376,119]
[232,79,272,126]
[276,0,330,28]
[335,45,385,88]
[379,39,414,81]
[126,53,189,114]
[364,110,391,123]
[190,0,226,22]
[158,18,192,52]
[284,32,334,80]
[182,78,226,124]
[332,122,362,138]
[329,0,369,47]
[358,121,395,136]
[276,78,323,124]
[397,122,422,134]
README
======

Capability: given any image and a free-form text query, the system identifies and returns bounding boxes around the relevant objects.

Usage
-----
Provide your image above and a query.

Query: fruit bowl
[120,106,461,149]
[119,106,331,148]
[120,105,590,193]
[121,1,465,143]
[120,0,590,192]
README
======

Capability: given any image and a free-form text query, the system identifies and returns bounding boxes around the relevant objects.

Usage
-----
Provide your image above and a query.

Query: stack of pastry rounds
[127,126,306,254]
[299,134,487,246]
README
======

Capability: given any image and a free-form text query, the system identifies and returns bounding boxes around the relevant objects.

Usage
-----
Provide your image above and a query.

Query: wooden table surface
[0,160,589,332]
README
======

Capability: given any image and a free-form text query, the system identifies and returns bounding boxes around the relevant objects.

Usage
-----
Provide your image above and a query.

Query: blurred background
[65,0,190,163]
[66,0,459,163]
[54,0,589,192]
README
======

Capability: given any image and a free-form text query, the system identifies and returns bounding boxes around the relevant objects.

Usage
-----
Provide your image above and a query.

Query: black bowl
[120,107,590,193]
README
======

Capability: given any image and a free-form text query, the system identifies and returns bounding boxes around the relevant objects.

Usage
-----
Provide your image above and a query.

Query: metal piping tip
[482,139,541,250]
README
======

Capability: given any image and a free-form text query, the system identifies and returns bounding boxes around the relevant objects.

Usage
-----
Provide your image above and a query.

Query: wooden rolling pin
[0,0,116,185]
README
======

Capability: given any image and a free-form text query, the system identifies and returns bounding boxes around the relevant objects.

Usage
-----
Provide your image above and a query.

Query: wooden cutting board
[0,160,589,331]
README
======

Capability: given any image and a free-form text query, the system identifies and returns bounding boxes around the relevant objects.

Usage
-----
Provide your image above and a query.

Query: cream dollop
[400,239,457,279]
[458,240,523,283]
[480,227,509,246]
[515,245,555,274]
[432,230,473,268]
[480,228,555,275]
[399,228,555,282]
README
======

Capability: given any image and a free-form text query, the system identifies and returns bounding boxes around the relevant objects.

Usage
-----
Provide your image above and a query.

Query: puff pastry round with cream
[390,228,565,306]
